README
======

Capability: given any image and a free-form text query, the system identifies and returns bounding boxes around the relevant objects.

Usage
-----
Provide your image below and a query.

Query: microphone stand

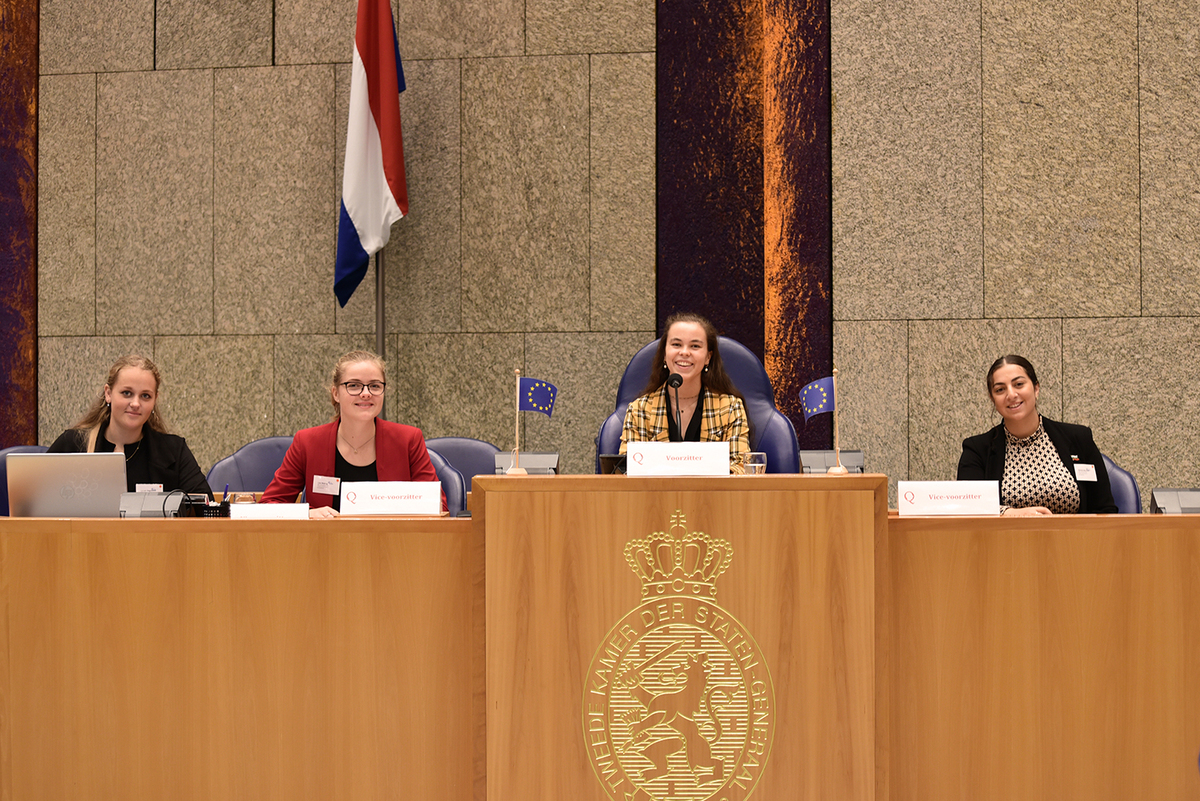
[673,384,682,438]
[667,373,684,440]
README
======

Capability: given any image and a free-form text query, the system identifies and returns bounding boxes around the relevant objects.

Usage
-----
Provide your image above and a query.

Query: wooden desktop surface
[3,483,1199,801]
[881,514,1200,801]
[0,516,482,801]
[473,474,888,801]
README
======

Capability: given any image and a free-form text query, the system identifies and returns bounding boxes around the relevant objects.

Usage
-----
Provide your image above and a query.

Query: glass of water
[745,452,767,474]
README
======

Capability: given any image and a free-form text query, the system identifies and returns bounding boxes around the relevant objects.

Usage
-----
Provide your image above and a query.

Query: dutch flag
[334,0,409,307]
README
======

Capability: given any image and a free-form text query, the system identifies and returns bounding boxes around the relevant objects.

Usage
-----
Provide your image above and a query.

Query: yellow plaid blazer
[619,386,750,474]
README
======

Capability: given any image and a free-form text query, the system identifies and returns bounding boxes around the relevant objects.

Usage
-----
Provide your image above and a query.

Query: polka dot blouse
[1001,419,1080,514]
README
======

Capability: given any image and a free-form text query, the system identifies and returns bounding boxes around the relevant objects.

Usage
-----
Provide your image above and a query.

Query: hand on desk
[1002,506,1052,517]
[309,507,340,519]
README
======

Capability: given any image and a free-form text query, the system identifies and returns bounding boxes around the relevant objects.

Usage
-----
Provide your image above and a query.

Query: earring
[663,362,668,370]
[703,365,709,373]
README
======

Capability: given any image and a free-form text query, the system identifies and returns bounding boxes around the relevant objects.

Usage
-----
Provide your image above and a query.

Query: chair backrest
[425,437,502,493]
[0,445,50,516]
[206,436,294,493]
[595,336,800,473]
[1102,453,1141,514]
[428,449,466,516]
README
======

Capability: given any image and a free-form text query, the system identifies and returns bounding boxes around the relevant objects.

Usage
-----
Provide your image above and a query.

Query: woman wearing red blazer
[262,350,445,517]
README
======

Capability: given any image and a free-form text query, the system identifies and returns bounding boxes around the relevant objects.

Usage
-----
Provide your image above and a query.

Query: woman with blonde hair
[47,354,212,496]
[262,350,444,518]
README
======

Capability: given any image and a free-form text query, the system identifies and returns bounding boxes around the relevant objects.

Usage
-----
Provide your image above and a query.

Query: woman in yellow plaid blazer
[619,313,751,474]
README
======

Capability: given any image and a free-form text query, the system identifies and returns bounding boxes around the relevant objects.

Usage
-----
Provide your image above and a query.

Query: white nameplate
[625,441,730,477]
[230,503,310,520]
[898,480,1000,516]
[340,481,440,515]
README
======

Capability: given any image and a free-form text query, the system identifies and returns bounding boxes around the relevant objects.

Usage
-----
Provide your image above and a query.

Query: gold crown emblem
[624,511,732,600]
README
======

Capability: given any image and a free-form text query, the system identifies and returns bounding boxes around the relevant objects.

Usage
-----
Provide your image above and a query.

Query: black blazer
[48,426,213,498]
[956,417,1117,514]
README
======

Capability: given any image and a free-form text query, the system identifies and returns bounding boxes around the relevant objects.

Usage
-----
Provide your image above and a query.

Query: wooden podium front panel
[476,475,886,801]
[883,515,1200,801]
[0,517,480,801]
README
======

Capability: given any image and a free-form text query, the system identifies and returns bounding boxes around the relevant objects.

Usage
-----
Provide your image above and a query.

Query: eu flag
[800,376,835,421]
[519,377,557,416]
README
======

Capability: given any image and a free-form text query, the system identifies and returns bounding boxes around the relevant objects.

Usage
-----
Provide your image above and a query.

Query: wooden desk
[11,485,1192,801]
[880,515,1200,801]
[473,474,887,801]
[0,517,482,801]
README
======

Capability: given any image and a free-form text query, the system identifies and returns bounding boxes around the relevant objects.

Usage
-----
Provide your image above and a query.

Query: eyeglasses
[340,381,386,396]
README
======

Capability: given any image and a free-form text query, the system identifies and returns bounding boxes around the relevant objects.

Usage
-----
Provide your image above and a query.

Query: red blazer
[262,419,445,511]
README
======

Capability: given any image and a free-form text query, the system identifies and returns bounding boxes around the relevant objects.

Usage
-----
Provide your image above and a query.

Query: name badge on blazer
[1074,463,1097,481]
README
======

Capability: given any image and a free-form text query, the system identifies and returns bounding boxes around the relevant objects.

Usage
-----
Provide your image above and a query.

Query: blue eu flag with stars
[800,376,835,421]
[519,377,557,416]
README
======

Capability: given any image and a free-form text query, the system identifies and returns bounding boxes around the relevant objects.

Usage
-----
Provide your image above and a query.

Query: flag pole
[508,368,526,475]
[376,250,386,419]
[827,367,848,475]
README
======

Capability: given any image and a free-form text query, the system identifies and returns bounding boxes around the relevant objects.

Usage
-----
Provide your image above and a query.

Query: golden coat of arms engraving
[584,512,775,801]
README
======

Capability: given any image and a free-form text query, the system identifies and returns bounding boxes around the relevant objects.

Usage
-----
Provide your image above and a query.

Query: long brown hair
[329,350,388,419]
[73,354,171,451]
[640,312,745,405]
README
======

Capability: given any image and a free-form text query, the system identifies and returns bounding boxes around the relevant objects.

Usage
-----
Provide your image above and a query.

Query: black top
[47,426,213,498]
[665,386,704,443]
[332,449,378,512]
[956,416,1118,514]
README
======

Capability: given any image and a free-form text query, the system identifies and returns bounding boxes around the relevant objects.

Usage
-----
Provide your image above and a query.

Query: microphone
[667,373,683,437]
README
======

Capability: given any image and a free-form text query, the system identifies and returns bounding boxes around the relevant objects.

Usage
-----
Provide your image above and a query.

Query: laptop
[6,452,127,518]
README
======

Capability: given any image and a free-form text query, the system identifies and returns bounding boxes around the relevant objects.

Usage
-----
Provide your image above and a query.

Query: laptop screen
[6,452,127,518]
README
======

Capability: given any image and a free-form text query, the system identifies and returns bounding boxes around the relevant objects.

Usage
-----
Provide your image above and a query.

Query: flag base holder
[826,464,849,475]
[505,466,528,475]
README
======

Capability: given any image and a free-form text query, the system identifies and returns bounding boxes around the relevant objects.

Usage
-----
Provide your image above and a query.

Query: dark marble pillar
[657,0,831,446]
[0,0,39,447]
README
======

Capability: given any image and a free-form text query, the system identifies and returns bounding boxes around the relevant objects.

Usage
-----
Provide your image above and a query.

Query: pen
[223,483,230,503]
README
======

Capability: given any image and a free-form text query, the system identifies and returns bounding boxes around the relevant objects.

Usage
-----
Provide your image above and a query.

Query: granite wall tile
[590,54,656,332]
[462,56,590,333]
[389,333,525,452]
[95,71,213,336]
[382,59,463,333]
[1139,0,1200,316]
[273,334,375,437]
[1064,318,1200,510]
[982,0,1139,318]
[38,74,96,337]
[275,0,358,65]
[37,336,154,447]
[832,321,908,505]
[395,0,524,59]
[214,66,335,335]
[156,0,272,69]
[907,319,1063,483]
[40,0,153,74]
[831,0,982,321]
[279,0,524,62]
[527,0,654,55]
[153,335,275,472]
[524,331,654,475]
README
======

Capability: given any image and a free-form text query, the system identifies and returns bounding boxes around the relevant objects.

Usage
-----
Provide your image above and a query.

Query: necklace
[338,428,376,455]
[123,440,141,462]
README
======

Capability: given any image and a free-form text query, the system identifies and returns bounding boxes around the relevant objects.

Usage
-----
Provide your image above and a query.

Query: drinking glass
[745,452,767,475]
